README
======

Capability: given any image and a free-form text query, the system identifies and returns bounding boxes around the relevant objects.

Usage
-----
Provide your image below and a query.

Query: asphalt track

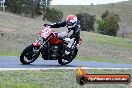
[0,56,132,69]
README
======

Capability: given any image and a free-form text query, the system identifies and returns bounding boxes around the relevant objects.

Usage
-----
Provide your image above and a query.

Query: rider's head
[66,15,78,29]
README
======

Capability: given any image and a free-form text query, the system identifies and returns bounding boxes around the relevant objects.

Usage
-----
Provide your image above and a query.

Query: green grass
[0,70,131,88]
[0,51,21,56]
[82,32,132,49]
[77,56,116,63]
[77,32,132,64]
[76,56,132,64]
[94,34,132,49]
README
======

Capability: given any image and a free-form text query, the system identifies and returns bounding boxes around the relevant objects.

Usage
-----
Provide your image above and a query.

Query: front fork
[33,34,53,54]
[33,37,48,54]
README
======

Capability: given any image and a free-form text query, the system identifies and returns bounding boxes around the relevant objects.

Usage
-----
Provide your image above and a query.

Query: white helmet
[66,15,78,28]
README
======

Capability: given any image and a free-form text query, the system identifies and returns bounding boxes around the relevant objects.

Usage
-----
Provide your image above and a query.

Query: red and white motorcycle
[20,26,82,65]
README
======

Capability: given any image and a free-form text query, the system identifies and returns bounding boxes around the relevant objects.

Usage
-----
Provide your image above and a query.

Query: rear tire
[20,44,40,64]
[58,48,78,65]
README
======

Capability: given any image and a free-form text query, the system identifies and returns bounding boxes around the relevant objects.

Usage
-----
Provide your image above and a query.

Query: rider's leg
[62,38,75,63]
[65,38,75,55]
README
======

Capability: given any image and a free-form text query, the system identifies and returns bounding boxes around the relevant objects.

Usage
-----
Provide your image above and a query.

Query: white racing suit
[58,31,76,55]
[49,21,81,56]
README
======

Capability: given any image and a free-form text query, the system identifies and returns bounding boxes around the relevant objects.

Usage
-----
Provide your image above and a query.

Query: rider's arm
[50,21,66,28]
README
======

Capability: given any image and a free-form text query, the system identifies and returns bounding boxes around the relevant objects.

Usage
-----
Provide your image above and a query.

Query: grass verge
[0,51,21,56]
[82,32,132,49]
[76,56,132,64]
[0,69,131,88]
[76,56,114,63]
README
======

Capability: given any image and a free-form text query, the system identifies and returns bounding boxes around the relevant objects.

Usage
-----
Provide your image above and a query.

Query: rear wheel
[58,48,78,65]
[20,45,40,64]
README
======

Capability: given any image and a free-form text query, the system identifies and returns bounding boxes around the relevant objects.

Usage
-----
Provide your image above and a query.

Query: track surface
[0,56,132,68]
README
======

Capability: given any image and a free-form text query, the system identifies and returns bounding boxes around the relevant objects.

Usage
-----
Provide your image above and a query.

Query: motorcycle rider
[44,15,81,63]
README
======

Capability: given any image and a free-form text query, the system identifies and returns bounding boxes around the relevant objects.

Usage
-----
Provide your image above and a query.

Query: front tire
[58,48,78,65]
[20,44,40,64]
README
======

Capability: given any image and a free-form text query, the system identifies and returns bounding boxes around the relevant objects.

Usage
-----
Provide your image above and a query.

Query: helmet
[66,15,78,28]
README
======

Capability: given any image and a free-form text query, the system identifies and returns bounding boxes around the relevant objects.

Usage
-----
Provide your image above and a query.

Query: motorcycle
[20,26,82,65]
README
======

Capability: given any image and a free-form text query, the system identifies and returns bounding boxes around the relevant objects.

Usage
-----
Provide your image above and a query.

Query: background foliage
[97,10,120,36]
[76,13,95,31]
[43,7,63,22]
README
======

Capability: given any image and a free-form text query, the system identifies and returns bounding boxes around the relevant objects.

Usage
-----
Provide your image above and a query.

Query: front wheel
[20,44,40,64]
[58,48,78,65]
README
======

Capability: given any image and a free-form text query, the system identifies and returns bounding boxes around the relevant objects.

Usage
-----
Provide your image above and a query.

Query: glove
[43,24,50,27]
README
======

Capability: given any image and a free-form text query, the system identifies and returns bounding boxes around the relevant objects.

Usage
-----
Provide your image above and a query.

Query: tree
[4,0,52,17]
[0,0,5,11]
[101,10,109,19]
[41,0,52,13]
[43,7,63,22]
[5,0,18,13]
[97,11,120,36]
[76,13,95,31]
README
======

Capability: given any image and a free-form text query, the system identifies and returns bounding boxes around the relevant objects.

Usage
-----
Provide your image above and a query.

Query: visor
[66,21,75,26]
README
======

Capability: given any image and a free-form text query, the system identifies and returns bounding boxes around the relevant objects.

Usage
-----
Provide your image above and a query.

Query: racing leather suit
[49,21,81,55]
